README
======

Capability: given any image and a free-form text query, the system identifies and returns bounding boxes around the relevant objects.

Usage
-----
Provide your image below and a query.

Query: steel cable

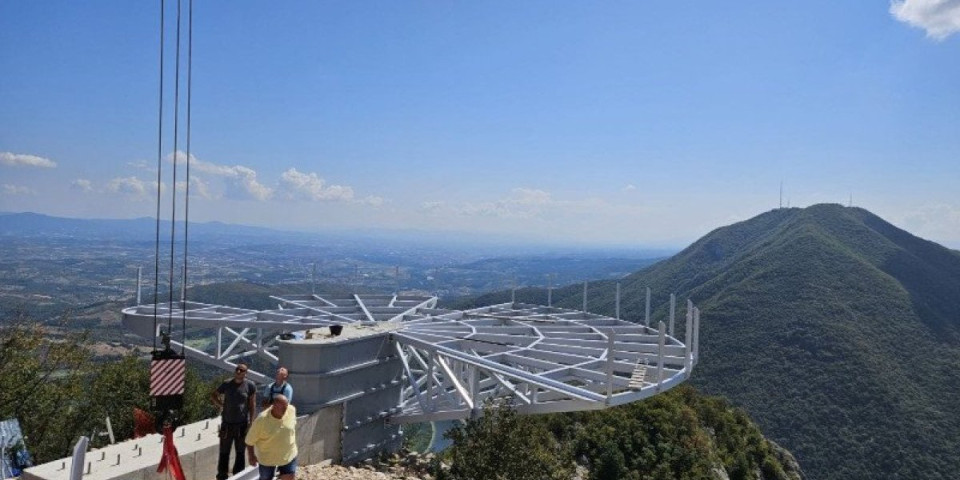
[152,0,166,352]
[168,0,183,336]
[181,0,193,355]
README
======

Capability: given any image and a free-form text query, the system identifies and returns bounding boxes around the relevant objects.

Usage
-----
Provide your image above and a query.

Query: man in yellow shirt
[245,394,297,480]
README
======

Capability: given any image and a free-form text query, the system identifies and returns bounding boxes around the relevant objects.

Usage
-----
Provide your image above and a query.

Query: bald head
[275,367,288,384]
[269,394,289,419]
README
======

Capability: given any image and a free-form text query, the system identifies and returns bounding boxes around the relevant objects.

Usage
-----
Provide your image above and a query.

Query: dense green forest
[466,204,960,479]
[437,385,803,480]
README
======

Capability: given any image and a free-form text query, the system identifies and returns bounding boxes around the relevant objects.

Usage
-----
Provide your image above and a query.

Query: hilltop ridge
[470,204,960,479]
[618,204,960,479]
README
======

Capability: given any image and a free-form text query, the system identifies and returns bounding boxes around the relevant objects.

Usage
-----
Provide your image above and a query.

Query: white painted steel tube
[693,307,700,365]
[657,321,666,390]
[615,282,621,320]
[583,281,588,312]
[685,300,693,372]
[606,330,615,401]
[669,293,676,337]
[645,287,651,326]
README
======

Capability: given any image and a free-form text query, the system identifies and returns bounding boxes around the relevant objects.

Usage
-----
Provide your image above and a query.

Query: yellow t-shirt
[245,405,298,466]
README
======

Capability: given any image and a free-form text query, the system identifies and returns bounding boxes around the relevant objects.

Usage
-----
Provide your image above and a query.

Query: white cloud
[71,179,94,193]
[127,160,151,171]
[421,201,447,212]
[459,188,554,219]
[890,0,960,40]
[0,152,57,168]
[360,195,385,207]
[422,187,650,223]
[1,184,36,195]
[175,176,215,199]
[106,176,163,199]
[167,151,272,201]
[279,168,356,202]
[230,167,272,201]
[623,184,637,192]
[512,188,552,206]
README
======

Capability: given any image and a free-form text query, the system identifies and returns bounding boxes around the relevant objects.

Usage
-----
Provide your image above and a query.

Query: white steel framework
[121,293,700,422]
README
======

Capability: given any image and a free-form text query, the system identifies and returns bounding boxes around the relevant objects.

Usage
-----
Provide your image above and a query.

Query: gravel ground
[297,451,438,480]
[298,464,427,480]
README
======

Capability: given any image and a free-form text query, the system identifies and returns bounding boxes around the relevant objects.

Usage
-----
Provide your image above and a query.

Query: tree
[0,319,220,462]
[443,402,574,480]
[0,319,92,462]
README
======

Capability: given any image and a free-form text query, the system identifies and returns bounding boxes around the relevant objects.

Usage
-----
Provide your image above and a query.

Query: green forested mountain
[439,384,804,480]
[464,204,960,480]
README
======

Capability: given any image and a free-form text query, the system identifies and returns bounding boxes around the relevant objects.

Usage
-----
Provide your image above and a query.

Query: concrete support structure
[280,322,404,463]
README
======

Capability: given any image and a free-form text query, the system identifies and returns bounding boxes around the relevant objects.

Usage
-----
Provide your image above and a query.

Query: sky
[2,1,959,248]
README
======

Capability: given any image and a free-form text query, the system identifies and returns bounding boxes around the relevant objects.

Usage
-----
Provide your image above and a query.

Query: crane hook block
[150,349,186,431]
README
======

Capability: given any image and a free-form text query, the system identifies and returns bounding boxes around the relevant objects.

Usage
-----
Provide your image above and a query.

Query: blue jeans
[258,457,297,480]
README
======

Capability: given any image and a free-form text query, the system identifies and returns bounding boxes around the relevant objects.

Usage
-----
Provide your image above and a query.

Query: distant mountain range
[470,204,960,479]
[0,212,306,242]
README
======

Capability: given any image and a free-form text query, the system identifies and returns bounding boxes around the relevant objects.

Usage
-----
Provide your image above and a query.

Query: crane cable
[167,0,182,342]
[151,0,165,351]
[152,0,193,355]
[149,0,192,434]
[181,0,193,355]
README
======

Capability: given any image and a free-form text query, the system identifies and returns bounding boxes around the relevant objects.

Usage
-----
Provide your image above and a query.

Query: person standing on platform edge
[262,366,293,408]
[211,362,257,480]
[246,394,298,480]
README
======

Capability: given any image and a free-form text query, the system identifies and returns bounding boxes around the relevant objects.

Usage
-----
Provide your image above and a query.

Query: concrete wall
[294,403,342,467]
[22,405,342,480]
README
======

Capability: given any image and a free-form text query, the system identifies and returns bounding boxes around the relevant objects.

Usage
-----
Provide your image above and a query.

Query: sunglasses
[235,368,247,373]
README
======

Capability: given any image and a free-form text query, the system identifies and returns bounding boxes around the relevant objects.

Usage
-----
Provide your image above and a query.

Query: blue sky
[2,1,959,248]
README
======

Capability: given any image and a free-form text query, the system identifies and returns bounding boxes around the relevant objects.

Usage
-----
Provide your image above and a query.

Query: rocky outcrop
[769,440,805,480]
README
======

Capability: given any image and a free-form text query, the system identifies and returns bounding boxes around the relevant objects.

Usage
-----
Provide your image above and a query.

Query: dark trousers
[217,422,248,480]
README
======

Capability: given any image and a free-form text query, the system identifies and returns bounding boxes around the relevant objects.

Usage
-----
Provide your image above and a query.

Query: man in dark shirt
[210,363,257,480]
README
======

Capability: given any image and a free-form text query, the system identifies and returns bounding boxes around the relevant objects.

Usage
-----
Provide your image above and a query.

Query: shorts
[258,457,296,480]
